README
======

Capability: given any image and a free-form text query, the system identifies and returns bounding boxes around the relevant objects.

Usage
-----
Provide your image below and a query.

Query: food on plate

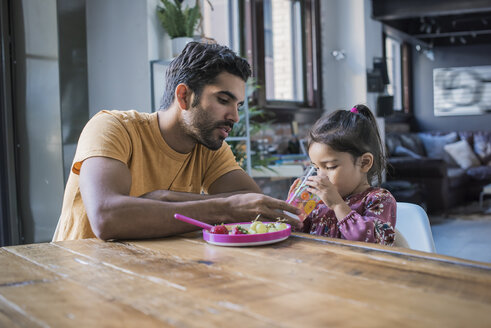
[230,225,248,235]
[275,222,288,230]
[209,224,229,234]
[209,215,289,235]
[253,221,268,234]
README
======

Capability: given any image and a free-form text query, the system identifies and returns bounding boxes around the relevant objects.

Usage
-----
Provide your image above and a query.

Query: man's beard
[184,104,234,151]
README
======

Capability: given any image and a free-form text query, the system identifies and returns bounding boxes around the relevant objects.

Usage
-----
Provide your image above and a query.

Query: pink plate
[203,222,291,247]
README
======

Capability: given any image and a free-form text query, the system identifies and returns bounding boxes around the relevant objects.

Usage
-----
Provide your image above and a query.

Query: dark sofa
[385,131,491,213]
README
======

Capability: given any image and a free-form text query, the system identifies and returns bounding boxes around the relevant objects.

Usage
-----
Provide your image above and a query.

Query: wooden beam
[414,28,491,38]
[372,0,491,20]
[384,25,431,48]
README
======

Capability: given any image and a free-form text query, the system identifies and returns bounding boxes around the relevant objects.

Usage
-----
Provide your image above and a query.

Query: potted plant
[228,80,278,174]
[156,0,201,57]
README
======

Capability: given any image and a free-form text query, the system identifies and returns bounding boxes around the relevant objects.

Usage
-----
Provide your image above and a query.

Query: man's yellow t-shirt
[52,110,242,241]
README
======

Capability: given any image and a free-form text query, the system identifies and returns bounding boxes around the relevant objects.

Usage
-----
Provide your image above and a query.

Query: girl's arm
[337,190,397,245]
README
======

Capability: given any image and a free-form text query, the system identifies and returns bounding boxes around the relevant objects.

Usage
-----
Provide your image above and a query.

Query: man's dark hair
[160,42,252,110]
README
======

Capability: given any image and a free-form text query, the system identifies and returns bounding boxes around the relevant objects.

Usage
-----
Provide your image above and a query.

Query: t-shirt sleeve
[201,141,243,192]
[71,111,131,175]
[337,189,397,245]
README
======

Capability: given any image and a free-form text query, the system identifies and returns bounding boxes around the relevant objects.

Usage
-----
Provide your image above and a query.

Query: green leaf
[228,79,277,172]
[156,0,201,38]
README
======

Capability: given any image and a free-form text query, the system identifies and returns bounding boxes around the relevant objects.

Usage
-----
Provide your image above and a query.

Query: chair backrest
[394,202,436,253]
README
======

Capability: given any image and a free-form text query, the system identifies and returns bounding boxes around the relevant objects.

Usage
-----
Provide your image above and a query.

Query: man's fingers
[257,208,286,220]
[279,213,303,230]
[288,218,303,230]
[246,208,303,230]
[267,198,300,214]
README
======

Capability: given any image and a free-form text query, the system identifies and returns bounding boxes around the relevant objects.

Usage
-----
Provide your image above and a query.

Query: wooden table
[1,232,491,327]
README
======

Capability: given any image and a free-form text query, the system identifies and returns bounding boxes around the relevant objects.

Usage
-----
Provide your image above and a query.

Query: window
[384,32,412,115]
[385,36,402,111]
[244,0,322,120]
[201,0,240,52]
[263,0,304,102]
[199,0,322,120]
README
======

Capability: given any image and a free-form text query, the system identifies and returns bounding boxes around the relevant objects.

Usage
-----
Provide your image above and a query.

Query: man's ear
[175,84,191,110]
[359,152,374,173]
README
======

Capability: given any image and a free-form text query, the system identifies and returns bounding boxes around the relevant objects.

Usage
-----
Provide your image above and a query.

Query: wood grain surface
[1,232,490,327]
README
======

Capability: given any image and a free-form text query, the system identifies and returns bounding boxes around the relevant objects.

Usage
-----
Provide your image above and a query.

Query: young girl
[289,104,396,245]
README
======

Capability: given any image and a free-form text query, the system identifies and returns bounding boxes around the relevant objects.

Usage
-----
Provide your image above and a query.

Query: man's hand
[224,193,303,230]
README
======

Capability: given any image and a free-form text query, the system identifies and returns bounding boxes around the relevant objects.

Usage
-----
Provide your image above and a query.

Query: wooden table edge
[8,232,489,271]
[289,233,491,269]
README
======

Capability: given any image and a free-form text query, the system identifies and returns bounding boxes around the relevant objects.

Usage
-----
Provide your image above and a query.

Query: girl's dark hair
[307,104,386,185]
[160,42,251,110]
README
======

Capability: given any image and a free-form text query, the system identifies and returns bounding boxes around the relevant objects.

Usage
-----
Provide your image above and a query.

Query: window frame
[242,0,322,121]
[401,42,412,115]
[384,35,403,111]
[383,32,413,115]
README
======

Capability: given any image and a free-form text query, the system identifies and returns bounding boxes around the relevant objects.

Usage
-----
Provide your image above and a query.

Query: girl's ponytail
[352,104,377,126]
[351,104,386,185]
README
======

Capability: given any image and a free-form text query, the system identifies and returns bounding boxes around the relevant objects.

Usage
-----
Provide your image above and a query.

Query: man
[53,42,300,241]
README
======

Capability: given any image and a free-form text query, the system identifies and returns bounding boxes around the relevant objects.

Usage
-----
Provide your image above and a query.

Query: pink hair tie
[350,107,358,113]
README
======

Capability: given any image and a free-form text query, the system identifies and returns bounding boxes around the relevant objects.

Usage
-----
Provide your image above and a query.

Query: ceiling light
[423,49,434,61]
[331,50,346,61]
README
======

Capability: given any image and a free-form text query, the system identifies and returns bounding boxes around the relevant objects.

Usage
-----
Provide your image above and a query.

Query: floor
[430,200,491,263]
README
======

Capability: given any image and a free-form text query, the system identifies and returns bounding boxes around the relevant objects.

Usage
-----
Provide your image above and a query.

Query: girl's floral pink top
[299,187,396,245]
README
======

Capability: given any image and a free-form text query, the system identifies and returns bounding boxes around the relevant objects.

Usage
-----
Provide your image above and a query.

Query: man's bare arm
[140,169,261,202]
[208,169,262,194]
[79,157,301,240]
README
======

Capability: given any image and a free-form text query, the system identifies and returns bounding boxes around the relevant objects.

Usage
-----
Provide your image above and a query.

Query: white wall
[86,0,153,115]
[148,0,171,60]
[320,0,385,179]
[15,0,65,242]
[363,0,383,111]
[84,0,384,122]
[320,0,383,113]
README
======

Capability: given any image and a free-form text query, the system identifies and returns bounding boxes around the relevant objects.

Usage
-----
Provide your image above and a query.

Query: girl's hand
[287,178,301,202]
[305,175,344,208]
[305,176,352,221]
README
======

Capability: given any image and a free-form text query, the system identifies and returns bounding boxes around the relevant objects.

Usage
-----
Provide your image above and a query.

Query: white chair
[393,202,436,253]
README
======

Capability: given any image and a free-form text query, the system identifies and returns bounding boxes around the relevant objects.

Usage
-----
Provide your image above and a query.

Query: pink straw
[174,213,213,230]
